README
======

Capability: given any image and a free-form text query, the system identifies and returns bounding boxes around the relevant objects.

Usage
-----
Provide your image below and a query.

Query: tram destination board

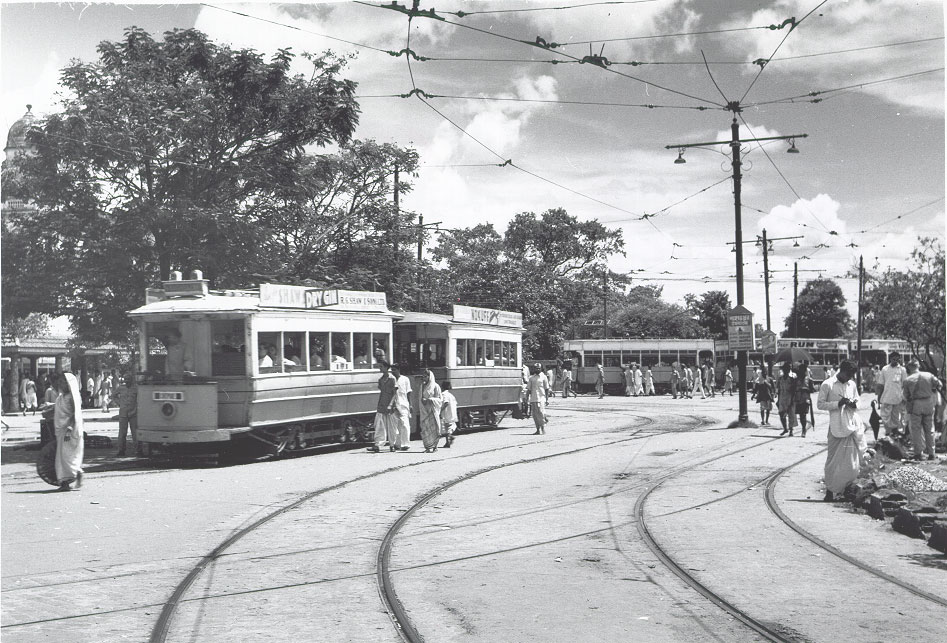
[727,305,754,351]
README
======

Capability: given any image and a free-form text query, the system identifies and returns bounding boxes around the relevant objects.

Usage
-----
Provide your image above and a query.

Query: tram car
[561,338,716,394]
[128,272,522,457]
[394,306,524,428]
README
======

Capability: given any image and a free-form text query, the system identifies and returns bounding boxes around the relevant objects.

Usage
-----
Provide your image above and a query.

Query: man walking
[368,363,397,453]
[643,365,655,396]
[876,352,907,438]
[902,359,942,461]
[528,363,551,434]
[595,363,605,399]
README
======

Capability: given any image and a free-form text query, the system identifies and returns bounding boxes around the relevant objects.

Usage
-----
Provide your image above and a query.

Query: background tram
[394,306,523,428]
[561,339,716,394]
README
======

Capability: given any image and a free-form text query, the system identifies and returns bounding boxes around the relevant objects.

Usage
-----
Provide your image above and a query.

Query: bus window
[258,332,281,373]
[211,319,246,376]
[330,332,352,370]
[309,332,329,371]
[353,333,372,369]
[372,334,389,367]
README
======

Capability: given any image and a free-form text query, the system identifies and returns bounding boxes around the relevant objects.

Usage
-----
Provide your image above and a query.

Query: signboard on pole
[727,305,754,351]
[760,330,778,353]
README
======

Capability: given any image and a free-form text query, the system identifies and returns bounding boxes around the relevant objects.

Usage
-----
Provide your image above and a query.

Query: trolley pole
[856,255,864,389]
[793,262,799,336]
[603,268,608,340]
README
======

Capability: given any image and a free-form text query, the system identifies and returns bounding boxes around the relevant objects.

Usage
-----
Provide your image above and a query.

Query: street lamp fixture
[787,139,800,154]
[674,148,687,164]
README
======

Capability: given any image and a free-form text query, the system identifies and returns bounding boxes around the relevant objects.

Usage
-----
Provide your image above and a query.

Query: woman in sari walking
[54,373,84,491]
[419,370,443,453]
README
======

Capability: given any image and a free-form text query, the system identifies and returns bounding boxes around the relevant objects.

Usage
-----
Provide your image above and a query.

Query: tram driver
[165,327,193,380]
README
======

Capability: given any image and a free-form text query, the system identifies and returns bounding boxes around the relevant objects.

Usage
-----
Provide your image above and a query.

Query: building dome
[5,105,36,158]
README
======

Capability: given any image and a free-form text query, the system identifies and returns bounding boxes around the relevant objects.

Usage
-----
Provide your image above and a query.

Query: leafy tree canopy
[783,278,852,338]
[685,289,731,339]
[864,238,945,375]
[2,27,360,343]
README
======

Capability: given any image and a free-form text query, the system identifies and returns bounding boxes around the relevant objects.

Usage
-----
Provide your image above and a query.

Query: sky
[2,0,945,337]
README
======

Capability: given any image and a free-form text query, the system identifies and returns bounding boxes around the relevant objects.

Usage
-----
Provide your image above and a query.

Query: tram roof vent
[162,268,209,298]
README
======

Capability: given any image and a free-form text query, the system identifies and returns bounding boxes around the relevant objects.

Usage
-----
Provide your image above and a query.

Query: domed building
[2,104,37,215]
[4,104,36,163]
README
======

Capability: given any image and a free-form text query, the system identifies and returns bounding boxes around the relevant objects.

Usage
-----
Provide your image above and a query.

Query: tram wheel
[486,409,499,426]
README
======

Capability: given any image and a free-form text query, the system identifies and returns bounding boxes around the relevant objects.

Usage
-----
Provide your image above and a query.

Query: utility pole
[857,255,864,389]
[603,268,608,340]
[667,117,806,427]
[793,262,799,337]
[393,165,400,256]
[417,214,423,311]
[727,231,802,333]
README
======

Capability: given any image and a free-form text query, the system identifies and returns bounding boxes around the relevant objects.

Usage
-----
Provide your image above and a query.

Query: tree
[430,209,624,358]
[783,278,852,338]
[2,27,359,343]
[685,290,731,339]
[609,285,707,339]
[864,238,945,376]
[1,313,51,339]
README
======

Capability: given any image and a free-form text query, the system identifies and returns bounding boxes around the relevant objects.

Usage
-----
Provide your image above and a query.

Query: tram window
[641,351,659,368]
[585,353,602,367]
[353,333,372,369]
[484,341,496,367]
[372,334,389,367]
[283,332,305,371]
[604,352,622,367]
[257,332,281,373]
[679,351,697,367]
[211,320,246,376]
[455,339,467,366]
[422,340,446,368]
[475,340,485,366]
[500,342,509,366]
[308,332,328,371]
[330,332,352,370]
[621,350,640,366]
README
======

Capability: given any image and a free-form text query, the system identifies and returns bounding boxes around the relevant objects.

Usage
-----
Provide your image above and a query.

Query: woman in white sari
[419,370,443,453]
[54,373,84,491]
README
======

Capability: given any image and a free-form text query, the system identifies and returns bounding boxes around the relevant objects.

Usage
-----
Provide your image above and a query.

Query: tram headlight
[160,402,177,419]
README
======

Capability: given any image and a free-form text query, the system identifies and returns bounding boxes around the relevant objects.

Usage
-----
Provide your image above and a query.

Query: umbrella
[773,346,814,365]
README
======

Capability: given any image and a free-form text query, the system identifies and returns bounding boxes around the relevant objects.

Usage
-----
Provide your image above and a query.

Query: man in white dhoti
[817,361,868,502]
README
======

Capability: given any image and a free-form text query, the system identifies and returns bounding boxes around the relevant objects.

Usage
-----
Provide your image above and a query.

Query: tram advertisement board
[260,284,388,311]
[453,305,523,328]
[727,305,754,351]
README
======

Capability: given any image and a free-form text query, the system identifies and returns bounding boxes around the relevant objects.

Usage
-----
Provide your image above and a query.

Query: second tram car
[128,273,523,457]
[561,338,716,394]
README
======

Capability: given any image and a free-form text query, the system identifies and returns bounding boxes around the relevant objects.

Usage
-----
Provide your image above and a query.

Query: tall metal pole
[393,165,400,256]
[730,118,749,423]
[857,255,864,389]
[793,262,799,336]
[762,228,771,332]
[417,214,423,312]
[603,268,608,340]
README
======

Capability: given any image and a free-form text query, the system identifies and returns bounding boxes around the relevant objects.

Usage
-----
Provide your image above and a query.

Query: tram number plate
[153,391,185,402]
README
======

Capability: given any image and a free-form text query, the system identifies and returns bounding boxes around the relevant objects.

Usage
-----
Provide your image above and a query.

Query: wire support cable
[747,67,946,107]
[356,1,726,108]
[600,176,732,224]
[201,3,391,53]
[356,90,717,111]
[739,0,830,103]
[446,0,661,17]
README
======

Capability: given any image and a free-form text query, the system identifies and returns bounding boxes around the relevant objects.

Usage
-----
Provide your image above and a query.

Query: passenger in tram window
[283,345,303,370]
[354,353,370,368]
[165,328,193,379]
[258,343,273,368]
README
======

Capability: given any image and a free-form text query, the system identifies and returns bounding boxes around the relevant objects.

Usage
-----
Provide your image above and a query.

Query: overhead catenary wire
[747,67,946,107]
[356,91,717,111]
[446,0,661,17]
[739,0,830,103]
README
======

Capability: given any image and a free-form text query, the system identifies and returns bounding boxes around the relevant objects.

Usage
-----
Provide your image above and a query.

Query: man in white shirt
[817,360,867,501]
[875,352,907,437]
[390,364,413,450]
[527,363,551,435]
